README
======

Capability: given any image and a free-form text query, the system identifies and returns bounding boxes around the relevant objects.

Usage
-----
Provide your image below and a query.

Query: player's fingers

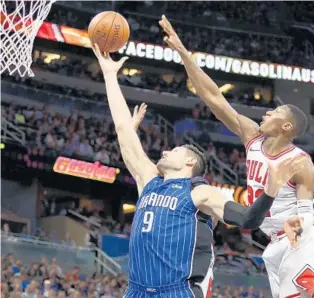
[162,15,174,31]
[161,15,174,35]
[103,52,112,60]
[133,105,138,116]
[164,36,172,46]
[119,56,129,65]
[94,44,102,58]
[139,103,146,112]
[92,44,99,57]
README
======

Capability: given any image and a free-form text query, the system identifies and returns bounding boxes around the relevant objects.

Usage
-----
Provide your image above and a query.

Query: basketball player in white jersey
[160,15,314,298]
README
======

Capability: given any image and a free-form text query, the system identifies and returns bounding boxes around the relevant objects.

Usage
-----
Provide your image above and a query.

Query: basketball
[88,11,130,53]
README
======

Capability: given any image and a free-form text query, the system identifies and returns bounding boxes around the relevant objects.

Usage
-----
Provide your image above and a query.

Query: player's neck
[163,170,191,181]
[263,135,293,156]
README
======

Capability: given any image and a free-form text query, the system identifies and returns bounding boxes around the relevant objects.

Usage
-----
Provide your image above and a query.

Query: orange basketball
[88,11,130,53]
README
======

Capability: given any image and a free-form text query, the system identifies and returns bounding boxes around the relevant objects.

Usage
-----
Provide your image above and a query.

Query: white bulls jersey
[246,134,309,236]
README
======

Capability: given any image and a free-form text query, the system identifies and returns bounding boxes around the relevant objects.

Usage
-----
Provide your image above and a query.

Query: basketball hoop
[0,0,57,77]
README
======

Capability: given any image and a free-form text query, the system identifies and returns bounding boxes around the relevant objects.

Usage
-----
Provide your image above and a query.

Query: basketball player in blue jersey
[92,44,307,298]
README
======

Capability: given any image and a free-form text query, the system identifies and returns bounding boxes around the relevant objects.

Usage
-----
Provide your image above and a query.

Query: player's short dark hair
[286,104,308,137]
[182,144,208,177]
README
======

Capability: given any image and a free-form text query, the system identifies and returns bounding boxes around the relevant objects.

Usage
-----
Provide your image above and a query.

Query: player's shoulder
[289,146,313,166]
[191,176,209,188]
[293,145,311,158]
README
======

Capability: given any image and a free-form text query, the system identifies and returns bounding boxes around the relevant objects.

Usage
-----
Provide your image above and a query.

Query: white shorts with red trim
[262,226,314,298]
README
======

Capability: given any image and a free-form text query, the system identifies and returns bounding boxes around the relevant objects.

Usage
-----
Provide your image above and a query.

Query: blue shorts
[123,281,204,298]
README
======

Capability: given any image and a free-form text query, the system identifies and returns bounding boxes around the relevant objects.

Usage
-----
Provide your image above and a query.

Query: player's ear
[282,121,293,132]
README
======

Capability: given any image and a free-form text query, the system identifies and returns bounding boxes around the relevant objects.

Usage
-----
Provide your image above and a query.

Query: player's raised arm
[93,45,158,193]
[192,155,308,229]
[159,15,259,146]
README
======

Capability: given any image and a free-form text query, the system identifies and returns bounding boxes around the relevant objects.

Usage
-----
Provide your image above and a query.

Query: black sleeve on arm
[223,192,274,229]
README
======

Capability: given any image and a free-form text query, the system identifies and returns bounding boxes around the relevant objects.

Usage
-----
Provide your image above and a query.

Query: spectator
[65,267,80,283]
[212,285,223,297]
[2,223,11,235]
[78,139,94,158]
[241,286,258,298]
[15,109,25,124]
[27,264,40,278]
[94,148,110,164]
[22,281,38,298]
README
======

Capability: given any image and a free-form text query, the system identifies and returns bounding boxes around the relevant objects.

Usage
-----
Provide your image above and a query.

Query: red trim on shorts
[287,180,296,188]
[261,143,295,160]
[285,293,300,298]
[245,134,263,154]
[205,277,213,298]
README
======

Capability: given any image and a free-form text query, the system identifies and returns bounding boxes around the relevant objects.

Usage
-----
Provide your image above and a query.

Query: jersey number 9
[142,211,154,232]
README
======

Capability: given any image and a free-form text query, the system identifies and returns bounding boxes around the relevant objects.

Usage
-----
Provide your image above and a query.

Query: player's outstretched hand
[92,43,128,76]
[159,15,185,53]
[265,155,308,197]
[133,103,147,131]
[284,215,304,248]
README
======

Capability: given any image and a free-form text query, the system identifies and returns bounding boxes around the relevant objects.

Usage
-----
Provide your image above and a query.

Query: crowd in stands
[44,2,313,68]
[1,252,128,298]
[1,250,267,298]
[55,1,314,29]
[125,14,313,68]
[2,219,268,298]
[1,98,171,165]
[1,71,278,185]
[212,285,266,298]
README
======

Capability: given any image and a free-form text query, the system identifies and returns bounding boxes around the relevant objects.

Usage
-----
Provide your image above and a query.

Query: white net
[0,0,57,77]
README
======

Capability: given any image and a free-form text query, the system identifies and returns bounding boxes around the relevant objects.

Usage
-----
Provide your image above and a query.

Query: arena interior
[1,1,314,298]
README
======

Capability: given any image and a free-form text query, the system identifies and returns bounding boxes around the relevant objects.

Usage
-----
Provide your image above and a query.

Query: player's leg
[278,227,314,298]
[262,237,289,298]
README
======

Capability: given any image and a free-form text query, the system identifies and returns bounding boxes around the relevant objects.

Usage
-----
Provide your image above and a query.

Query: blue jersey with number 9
[128,176,213,287]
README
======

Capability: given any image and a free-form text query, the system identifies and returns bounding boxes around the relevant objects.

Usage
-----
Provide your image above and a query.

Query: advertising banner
[53,157,120,184]
[35,21,314,83]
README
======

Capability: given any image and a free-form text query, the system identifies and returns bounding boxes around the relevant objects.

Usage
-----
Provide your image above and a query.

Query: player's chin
[259,122,266,134]
[156,159,166,172]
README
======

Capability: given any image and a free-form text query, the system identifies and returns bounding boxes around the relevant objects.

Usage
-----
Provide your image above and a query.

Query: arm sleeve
[223,192,274,229]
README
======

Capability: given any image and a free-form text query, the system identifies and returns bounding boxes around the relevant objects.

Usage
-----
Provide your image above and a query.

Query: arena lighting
[219,83,234,94]
[121,68,141,76]
[43,53,60,64]
[123,204,136,214]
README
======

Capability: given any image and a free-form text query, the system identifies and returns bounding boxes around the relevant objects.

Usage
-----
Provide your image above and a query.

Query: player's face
[259,106,293,136]
[157,147,191,175]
